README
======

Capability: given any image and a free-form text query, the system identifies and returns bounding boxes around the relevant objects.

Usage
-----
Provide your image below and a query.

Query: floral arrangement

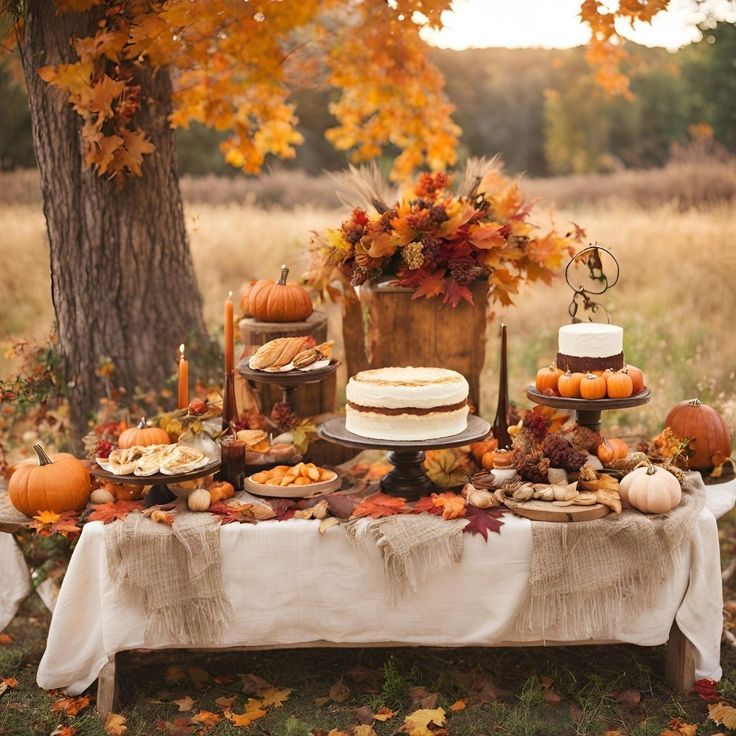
[307,158,584,307]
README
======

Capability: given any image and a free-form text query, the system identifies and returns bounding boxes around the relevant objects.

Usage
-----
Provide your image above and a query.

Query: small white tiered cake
[557,323,624,373]
[345,367,469,441]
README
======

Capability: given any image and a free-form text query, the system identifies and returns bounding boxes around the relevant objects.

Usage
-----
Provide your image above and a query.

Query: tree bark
[17,1,212,439]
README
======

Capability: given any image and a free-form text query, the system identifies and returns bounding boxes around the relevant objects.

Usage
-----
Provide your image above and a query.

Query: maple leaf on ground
[259,686,291,708]
[540,675,561,706]
[187,667,209,689]
[400,707,447,736]
[156,717,194,736]
[449,699,467,711]
[189,710,220,727]
[52,695,91,716]
[407,686,438,710]
[172,695,195,712]
[104,712,128,736]
[165,665,185,685]
[694,677,721,703]
[223,699,267,727]
[353,726,378,736]
[462,506,505,541]
[86,501,144,524]
[50,726,79,736]
[709,702,736,729]
[241,673,272,694]
[661,717,698,736]
[351,492,407,519]
[0,677,19,697]
[328,679,351,704]
[214,695,237,709]
[0,634,12,645]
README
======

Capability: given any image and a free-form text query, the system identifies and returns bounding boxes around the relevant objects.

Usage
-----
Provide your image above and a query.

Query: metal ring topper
[565,244,620,324]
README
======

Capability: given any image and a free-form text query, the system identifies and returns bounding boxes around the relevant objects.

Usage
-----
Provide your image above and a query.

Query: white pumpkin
[619,465,681,514]
[89,488,115,505]
[187,487,212,512]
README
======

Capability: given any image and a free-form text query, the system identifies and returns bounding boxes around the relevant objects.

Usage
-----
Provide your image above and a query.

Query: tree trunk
[17,1,211,439]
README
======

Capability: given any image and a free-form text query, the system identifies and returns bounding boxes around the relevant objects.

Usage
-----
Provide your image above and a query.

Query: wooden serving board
[497,489,610,523]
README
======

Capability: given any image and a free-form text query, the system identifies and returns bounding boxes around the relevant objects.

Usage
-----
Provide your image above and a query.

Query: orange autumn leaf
[223,699,268,727]
[103,712,127,736]
[150,509,174,526]
[411,270,446,301]
[0,634,13,645]
[400,707,447,736]
[33,510,61,525]
[50,726,79,736]
[661,717,698,736]
[1,677,18,688]
[351,492,407,519]
[413,492,466,519]
[52,695,91,717]
[190,710,221,727]
[86,501,144,524]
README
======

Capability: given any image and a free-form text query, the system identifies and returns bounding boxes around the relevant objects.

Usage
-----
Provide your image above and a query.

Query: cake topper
[564,244,620,324]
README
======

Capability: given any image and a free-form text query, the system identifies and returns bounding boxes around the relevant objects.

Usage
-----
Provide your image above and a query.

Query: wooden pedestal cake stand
[319,414,491,501]
[92,461,221,507]
[526,386,652,434]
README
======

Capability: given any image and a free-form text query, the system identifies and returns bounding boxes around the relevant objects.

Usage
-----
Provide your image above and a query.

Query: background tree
[0,0,676,436]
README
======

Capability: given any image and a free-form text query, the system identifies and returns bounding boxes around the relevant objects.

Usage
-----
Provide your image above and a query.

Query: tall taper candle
[492,323,511,449]
[177,343,189,409]
[224,290,234,374]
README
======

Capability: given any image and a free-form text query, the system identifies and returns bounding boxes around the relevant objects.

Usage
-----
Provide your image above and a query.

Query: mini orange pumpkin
[248,265,314,323]
[580,373,606,399]
[606,370,633,399]
[239,278,257,317]
[535,364,563,394]
[597,438,629,464]
[665,398,732,470]
[558,371,583,398]
[118,418,171,449]
[9,443,91,517]
[470,438,498,465]
[624,365,646,394]
[209,481,235,504]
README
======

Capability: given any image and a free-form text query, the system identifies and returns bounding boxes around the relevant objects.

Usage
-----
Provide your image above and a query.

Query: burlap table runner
[345,514,466,602]
[515,472,706,640]
[105,511,232,646]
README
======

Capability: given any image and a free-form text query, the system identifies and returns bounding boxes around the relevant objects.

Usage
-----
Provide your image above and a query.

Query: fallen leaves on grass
[540,675,561,705]
[351,492,407,519]
[241,673,271,694]
[328,679,351,703]
[155,716,194,735]
[259,686,291,708]
[401,707,447,736]
[214,695,237,709]
[165,665,186,685]
[0,677,18,697]
[187,666,209,689]
[224,699,267,726]
[190,710,220,727]
[462,506,504,541]
[451,670,501,702]
[449,699,467,711]
[408,686,439,709]
[104,712,128,735]
[352,726,378,736]
[51,694,91,716]
[0,634,12,645]
[709,702,736,730]
[695,678,721,703]
[614,688,641,709]
[172,695,195,712]
[660,717,698,736]
[50,726,78,736]
[354,705,396,724]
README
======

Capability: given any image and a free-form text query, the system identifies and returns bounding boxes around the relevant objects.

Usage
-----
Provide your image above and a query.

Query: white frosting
[558,323,623,358]
[345,366,469,441]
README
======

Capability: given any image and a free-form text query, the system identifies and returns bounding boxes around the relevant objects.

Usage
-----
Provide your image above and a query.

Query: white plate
[243,471,341,498]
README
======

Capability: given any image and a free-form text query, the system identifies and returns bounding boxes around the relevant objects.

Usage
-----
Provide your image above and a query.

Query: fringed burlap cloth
[106,512,232,646]
[345,514,466,602]
[515,472,706,640]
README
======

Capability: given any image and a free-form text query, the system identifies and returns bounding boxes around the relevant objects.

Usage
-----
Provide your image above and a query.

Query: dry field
[1,168,735,439]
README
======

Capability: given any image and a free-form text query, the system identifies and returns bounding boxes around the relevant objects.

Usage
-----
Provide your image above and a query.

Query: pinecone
[522,411,548,444]
[270,402,296,432]
[571,425,601,454]
[449,262,487,286]
[514,452,550,483]
[350,265,369,286]
[402,241,425,270]
[541,434,587,472]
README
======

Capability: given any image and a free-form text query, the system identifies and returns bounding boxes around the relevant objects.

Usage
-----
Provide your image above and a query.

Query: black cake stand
[319,414,491,501]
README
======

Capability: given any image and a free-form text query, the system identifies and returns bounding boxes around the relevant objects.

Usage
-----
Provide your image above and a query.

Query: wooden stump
[239,311,336,418]
[96,655,118,717]
[347,281,489,413]
[665,623,696,692]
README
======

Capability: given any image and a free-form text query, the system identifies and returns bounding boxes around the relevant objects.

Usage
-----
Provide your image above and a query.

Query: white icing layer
[558,323,623,358]
[345,405,469,441]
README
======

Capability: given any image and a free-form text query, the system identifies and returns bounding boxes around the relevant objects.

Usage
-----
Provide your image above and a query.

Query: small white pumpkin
[187,487,211,512]
[89,488,115,505]
[619,465,681,514]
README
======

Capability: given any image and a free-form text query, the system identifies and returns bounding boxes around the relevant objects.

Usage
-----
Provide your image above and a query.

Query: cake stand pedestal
[319,415,491,501]
[525,386,652,434]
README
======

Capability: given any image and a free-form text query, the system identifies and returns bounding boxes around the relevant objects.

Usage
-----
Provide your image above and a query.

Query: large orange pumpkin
[665,398,732,470]
[9,443,91,517]
[248,265,314,323]
[118,418,171,449]
[239,278,257,317]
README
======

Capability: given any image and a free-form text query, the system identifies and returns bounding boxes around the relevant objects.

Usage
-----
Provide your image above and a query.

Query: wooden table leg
[96,654,118,717]
[665,623,696,692]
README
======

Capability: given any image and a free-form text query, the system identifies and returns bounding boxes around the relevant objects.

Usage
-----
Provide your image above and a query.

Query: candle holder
[222,369,238,431]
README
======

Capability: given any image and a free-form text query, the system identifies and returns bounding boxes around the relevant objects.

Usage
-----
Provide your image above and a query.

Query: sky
[422,0,736,51]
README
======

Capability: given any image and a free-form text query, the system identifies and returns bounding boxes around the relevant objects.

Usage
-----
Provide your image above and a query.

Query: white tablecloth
[35,477,735,694]
[0,532,30,632]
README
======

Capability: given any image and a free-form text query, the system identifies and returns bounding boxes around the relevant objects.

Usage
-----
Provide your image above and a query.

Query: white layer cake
[345,366,469,441]
[557,323,624,372]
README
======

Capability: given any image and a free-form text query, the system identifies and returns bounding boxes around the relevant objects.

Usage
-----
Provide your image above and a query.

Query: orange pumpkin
[624,365,646,394]
[558,371,583,398]
[536,364,563,394]
[9,443,91,517]
[597,438,629,464]
[248,265,314,323]
[606,371,633,399]
[665,398,732,470]
[470,438,498,465]
[580,373,606,399]
[118,418,171,449]
[209,481,235,504]
[110,483,142,502]
[239,278,257,317]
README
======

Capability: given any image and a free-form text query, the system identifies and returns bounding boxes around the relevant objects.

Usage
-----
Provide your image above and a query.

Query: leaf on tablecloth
[190,710,220,727]
[241,673,272,694]
[462,506,504,541]
[660,717,698,736]
[695,678,721,703]
[319,517,341,535]
[412,492,466,519]
[709,703,736,730]
[224,699,267,726]
[151,509,175,526]
[351,492,407,519]
[400,707,446,736]
[104,712,128,735]
[165,665,186,685]
[408,686,439,709]
[208,501,257,524]
[87,501,144,524]
[327,493,359,519]
[187,667,209,689]
[259,687,291,708]
[51,694,91,716]
[172,695,195,712]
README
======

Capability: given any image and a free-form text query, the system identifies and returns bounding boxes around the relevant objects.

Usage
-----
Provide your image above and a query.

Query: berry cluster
[522,410,549,443]
[95,439,113,459]
[541,434,587,471]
